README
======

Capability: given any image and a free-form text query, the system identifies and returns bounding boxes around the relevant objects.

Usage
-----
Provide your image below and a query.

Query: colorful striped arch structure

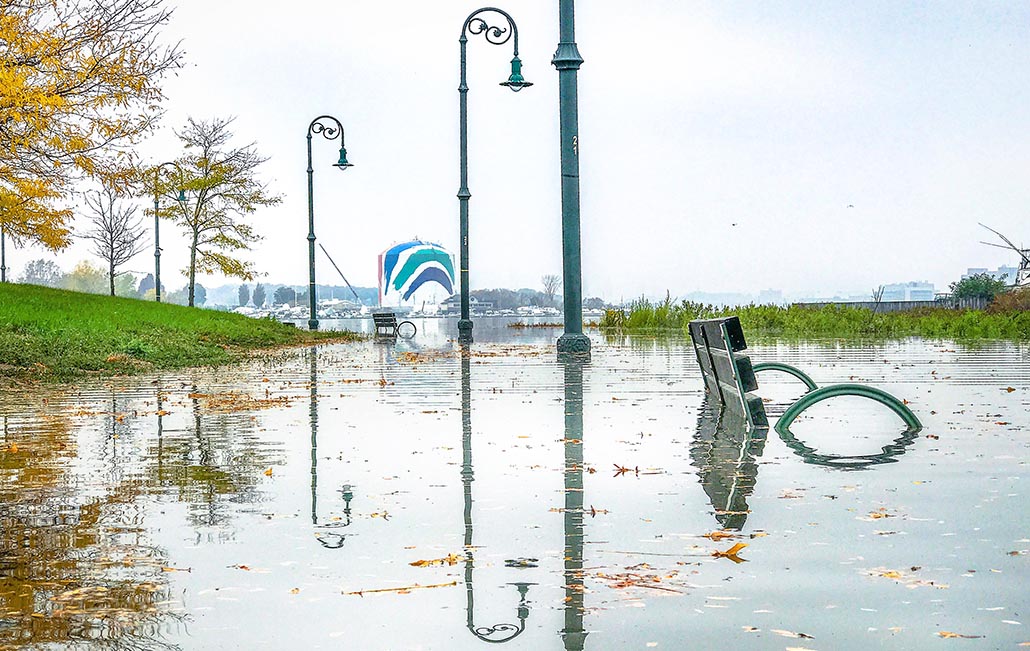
[378,241,456,304]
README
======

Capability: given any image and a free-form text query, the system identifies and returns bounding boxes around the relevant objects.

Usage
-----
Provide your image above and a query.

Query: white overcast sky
[10,1,1030,299]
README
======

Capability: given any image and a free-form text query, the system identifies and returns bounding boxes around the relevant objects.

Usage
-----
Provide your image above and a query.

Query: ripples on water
[1,323,1027,650]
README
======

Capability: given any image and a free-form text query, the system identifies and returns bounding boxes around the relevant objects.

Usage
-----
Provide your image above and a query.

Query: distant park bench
[688,316,922,435]
[372,311,416,340]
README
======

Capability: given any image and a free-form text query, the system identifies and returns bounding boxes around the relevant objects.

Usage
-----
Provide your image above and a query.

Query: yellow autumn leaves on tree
[1,0,183,249]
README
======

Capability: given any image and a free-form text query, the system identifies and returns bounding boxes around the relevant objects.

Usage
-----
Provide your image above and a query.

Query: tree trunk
[188,230,199,307]
[109,265,115,296]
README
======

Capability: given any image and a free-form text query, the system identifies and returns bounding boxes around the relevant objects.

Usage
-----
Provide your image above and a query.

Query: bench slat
[691,316,747,352]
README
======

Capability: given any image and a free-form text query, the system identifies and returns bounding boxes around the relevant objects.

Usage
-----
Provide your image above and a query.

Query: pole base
[457,319,474,344]
[308,320,319,331]
[557,333,591,360]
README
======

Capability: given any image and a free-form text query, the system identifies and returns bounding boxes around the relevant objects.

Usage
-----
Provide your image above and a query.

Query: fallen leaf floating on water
[232,564,252,571]
[713,542,748,563]
[160,566,191,573]
[770,629,814,639]
[703,530,739,541]
[344,581,457,596]
[7,443,17,453]
[264,468,273,477]
[290,588,300,594]
[409,553,461,567]
[613,464,638,477]
[938,631,983,639]
[1005,387,1016,392]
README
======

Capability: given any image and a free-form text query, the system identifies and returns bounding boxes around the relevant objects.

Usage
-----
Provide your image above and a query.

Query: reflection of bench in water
[688,316,922,434]
[372,312,416,340]
[690,404,764,530]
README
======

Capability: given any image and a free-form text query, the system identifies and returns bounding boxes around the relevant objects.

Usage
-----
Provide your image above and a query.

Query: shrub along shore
[0,283,361,381]
[599,296,1030,340]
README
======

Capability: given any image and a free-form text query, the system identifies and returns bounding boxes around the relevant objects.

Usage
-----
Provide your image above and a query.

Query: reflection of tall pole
[462,346,476,627]
[461,344,531,642]
[310,346,319,525]
[554,0,590,357]
[561,360,587,650]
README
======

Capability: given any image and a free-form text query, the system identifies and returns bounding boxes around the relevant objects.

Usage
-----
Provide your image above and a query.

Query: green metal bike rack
[774,383,922,434]
[751,362,819,392]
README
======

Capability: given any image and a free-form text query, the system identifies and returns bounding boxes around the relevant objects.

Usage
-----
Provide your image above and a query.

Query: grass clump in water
[0,283,361,381]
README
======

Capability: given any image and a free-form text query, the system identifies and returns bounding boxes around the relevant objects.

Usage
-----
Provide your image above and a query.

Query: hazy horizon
[4,1,1028,300]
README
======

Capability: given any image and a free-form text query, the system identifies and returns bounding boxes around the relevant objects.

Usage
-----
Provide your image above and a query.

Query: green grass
[0,283,361,381]
[599,296,1030,341]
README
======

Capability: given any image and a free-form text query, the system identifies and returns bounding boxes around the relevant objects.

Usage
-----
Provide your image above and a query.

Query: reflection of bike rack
[777,427,921,470]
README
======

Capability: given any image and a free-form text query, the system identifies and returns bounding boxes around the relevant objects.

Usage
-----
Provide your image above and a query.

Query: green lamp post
[1,224,7,283]
[553,0,591,357]
[152,162,187,303]
[457,7,533,344]
[306,115,352,331]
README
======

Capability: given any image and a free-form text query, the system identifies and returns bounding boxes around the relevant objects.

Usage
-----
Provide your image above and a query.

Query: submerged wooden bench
[372,311,416,340]
[688,316,922,434]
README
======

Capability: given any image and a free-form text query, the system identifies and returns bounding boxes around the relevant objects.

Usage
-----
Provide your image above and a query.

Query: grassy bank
[599,297,1030,340]
[0,283,361,381]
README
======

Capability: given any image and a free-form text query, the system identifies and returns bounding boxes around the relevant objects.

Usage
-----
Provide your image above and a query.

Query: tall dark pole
[152,162,186,303]
[458,8,533,344]
[306,115,352,331]
[554,0,591,357]
[1,224,6,283]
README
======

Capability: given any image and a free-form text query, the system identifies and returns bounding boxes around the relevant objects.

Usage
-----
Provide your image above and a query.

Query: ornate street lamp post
[553,0,591,357]
[152,162,186,302]
[306,116,352,331]
[457,7,533,344]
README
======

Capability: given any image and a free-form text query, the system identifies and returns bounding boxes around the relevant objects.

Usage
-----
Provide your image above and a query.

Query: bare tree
[542,274,561,307]
[82,186,147,296]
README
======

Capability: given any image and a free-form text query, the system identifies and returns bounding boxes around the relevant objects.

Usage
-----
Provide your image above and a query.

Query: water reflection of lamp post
[560,360,587,650]
[309,346,353,548]
[456,8,533,344]
[554,0,590,358]
[306,115,353,331]
[460,345,535,642]
[152,162,187,303]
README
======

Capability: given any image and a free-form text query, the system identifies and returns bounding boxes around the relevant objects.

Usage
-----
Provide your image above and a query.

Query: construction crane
[979,223,1029,287]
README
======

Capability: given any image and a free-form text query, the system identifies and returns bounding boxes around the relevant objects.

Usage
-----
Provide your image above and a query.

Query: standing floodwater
[1,331,1027,650]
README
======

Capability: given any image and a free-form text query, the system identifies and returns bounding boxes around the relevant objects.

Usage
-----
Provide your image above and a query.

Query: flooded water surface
[1,327,1027,650]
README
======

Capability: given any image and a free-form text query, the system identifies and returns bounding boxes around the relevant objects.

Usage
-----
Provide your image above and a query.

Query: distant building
[881,281,935,302]
[963,266,1017,283]
[439,294,494,314]
[756,289,785,306]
